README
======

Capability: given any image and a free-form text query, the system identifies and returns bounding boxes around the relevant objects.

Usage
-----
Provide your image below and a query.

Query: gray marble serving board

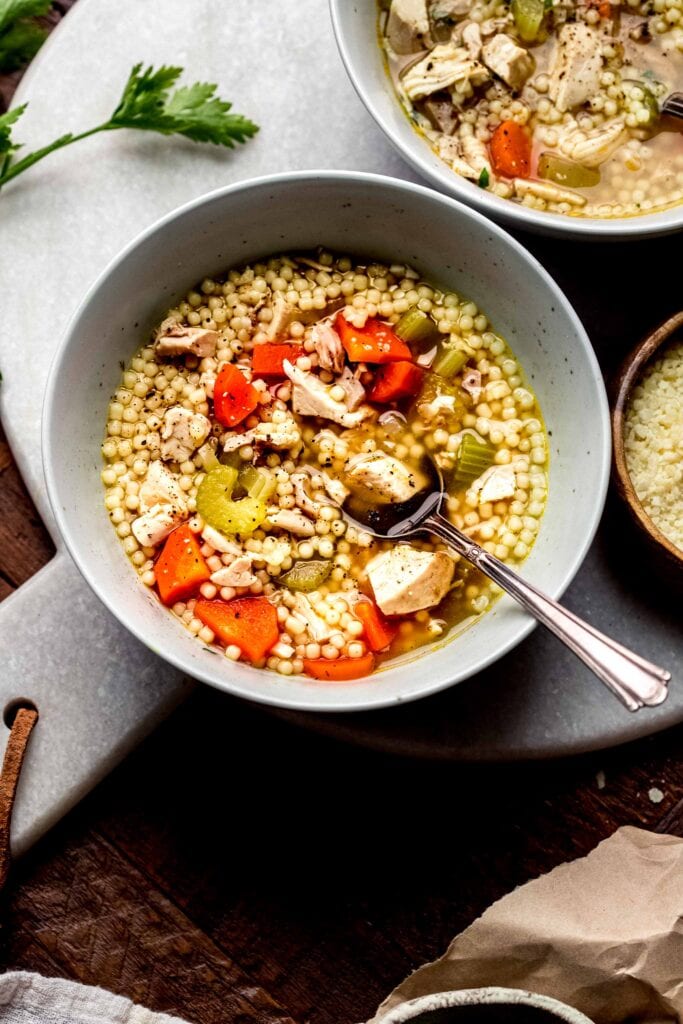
[0,0,680,853]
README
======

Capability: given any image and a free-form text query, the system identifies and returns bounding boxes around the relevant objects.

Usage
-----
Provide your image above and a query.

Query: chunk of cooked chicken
[335,366,366,411]
[513,178,587,206]
[291,473,323,516]
[557,118,627,168]
[459,122,492,175]
[482,33,534,90]
[138,460,188,517]
[345,451,425,505]
[311,321,345,374]
[250,418,302,450]
[367,546,454,615]
[131,504,183,548]
[210,555,257,589]
[402,44,489,101]
[292,593,334,641]
[160,406,211,463]
[548,23,603,112]
[321,471,350,506]
[283,360,372,428]
[154,320,219,359]
[461,21,483,59]
[201,524,243,556]
[470,464,516,503]
[387,0,432,54]
[267,508,315,536]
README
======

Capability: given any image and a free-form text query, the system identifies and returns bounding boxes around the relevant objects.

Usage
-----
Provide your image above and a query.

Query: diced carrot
[156,525,211,606]
[353,599,398,653]
[303,654,376,681]
[335,314,413,364]
[195,597,279,663]
[590,0,611,17]
[213,363,259,427]
[251,343,303,378]
[490,120,531,179]
[369,361,425,403]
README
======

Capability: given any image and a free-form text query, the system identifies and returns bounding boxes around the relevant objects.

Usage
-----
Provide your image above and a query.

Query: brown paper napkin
[369,827,683,1024]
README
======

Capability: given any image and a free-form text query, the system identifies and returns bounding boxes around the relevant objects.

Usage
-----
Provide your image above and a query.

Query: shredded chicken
[402,44,489,101]
[160,406,211,463]
[266,508,315,536]
[210,555,257,589]
[283,360,373,428]
[548,23,604,113]
[155,319,218,359]
[311,321,345,374]
[482,33,534,90]
[513,178,587,207]
[557,118,628,168]
[387,0,432,54]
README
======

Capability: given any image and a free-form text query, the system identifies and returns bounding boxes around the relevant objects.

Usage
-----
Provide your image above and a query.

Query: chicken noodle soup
[380,0,683,218]
[101,251,549,680]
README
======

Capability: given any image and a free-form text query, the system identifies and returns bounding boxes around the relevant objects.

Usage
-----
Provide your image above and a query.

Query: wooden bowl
[612,310,683,573]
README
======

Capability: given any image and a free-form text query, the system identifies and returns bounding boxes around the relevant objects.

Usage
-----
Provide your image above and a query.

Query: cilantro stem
[0,122,111,188]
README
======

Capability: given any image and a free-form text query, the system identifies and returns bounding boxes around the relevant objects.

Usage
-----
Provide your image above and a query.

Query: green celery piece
[434,346,468,380]
[452,434,496,486]
[279,560,332,593]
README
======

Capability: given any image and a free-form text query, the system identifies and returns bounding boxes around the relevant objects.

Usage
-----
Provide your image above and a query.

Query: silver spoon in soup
[341,453,670,711]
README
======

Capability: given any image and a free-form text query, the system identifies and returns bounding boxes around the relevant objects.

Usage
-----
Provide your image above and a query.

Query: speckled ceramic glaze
[329,0,683,240]
[43,171,610,712]
[380,989,594,1024]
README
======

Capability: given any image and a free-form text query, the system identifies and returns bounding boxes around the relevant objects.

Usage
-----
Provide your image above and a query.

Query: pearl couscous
[381,0,683,218]
[624,339,683,549]
[101,250,548,680]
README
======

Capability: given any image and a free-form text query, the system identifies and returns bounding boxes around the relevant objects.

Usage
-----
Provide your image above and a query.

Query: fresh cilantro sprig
[0,63,259,189]
[0,0,51,73]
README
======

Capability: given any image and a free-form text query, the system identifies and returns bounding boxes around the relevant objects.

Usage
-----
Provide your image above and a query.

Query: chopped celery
[238,465,277,500]
[452,434,495,487]
[538,152,600,189]
[511,0,545,40]
[197,443,220,472]
[219,448,244,469]
[434,346,468,380]
[197,466,266,536]
[395,306,440,347]
[279,559,332,593]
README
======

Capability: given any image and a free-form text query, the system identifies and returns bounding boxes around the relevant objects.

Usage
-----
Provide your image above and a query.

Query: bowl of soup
[330,0,683,238]
[43,171,610,711]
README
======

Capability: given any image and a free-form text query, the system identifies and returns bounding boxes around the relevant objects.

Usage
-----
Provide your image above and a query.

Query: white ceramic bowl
[43,171,609,713]
[329,1,683,240]
[380,989,594,1024]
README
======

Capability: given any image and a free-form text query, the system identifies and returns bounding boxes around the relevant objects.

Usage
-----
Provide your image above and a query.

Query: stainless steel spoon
[662,92,683,123]
[342,457,670,711]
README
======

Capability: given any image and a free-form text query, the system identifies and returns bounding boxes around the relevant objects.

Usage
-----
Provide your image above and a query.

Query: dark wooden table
[2,7,683,1023]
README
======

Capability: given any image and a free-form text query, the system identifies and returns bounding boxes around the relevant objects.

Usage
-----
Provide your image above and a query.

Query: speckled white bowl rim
[380,989,594,1024]
[42,170,610,713]
[329,0,683,241]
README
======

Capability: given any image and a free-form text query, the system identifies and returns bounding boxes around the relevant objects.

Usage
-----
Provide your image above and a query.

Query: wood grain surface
[1,6,683,1023]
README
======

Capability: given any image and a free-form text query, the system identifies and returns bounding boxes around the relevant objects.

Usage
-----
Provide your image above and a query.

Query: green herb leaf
[543,0,554,11]
[0,104,25,158]
[109,63,259,147]
[0,18,46,71]
[0,63,259,190]
[0,0,51,33]
[477,167,490,189]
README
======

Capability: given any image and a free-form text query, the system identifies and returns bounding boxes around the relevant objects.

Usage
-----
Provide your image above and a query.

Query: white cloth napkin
[0,973,190,1024]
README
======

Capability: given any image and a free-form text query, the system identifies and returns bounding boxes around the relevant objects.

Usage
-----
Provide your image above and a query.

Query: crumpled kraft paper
[369,827,683,1024]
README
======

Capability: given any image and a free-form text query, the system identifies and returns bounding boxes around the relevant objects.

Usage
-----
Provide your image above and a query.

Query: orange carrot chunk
[213,363,259,427]
[195,597,279,662]
[335,314,413,364]
[369,361,425,403]
[156,525,211,606]
[251,343,303,378]
[303,654,376,681]
[490,120,531,179]
[353,600,398,653]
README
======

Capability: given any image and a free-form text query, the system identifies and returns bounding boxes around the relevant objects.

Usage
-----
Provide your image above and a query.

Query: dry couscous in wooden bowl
[612,310,683,574]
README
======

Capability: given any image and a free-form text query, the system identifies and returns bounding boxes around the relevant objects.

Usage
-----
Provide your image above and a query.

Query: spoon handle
[426,512,670,711]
